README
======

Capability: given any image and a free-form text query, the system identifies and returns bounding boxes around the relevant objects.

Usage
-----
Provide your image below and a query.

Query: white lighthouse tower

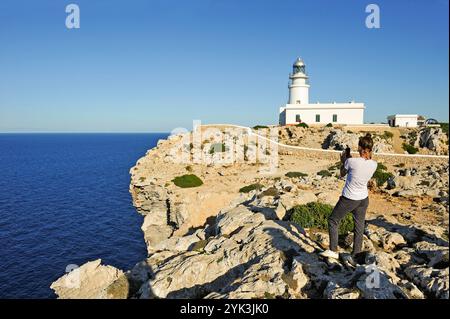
[288,57,310,105]
[279,56,365,125]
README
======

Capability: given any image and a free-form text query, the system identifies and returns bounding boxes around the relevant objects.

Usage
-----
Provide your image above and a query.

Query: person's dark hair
[359,133,373,151]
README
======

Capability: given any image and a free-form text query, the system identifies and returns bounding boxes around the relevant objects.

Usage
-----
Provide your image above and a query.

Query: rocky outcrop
[51,179,449,299]
[323,129,394,153]
[414,127,449,155]
[50,259,129,299]
[50,128,449,299]
[133,191,448,299]
[323,129,360,150]
[387,163,449,204]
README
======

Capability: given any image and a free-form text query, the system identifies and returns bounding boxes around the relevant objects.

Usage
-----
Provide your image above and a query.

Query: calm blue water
[0,133,168,298]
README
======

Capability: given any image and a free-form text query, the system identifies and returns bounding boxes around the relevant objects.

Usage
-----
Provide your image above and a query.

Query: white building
[387,114,418,128]
[279,58,365,125]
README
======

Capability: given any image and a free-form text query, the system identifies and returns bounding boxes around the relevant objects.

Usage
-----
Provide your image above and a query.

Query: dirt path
[391,129,405,153]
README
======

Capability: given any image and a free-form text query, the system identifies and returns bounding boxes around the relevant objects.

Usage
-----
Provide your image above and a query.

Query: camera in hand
[345,147,351,158]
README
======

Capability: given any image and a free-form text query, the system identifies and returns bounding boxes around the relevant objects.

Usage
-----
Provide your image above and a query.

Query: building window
[332,114,337,122]
[296,100,301,104]
[315,114,320,122]
[295,114,301,122]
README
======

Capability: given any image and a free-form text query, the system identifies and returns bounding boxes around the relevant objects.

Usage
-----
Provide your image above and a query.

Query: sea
[0,133,168,298]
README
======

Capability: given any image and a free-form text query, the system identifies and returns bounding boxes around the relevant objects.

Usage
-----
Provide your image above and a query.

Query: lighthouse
[288,58,310,105]
[279,57,365,125]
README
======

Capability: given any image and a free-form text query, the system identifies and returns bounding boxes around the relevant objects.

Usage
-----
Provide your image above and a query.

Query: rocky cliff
[51,126,449,299]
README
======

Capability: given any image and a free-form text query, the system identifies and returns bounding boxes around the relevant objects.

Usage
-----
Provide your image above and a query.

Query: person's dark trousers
[328,196,369,255]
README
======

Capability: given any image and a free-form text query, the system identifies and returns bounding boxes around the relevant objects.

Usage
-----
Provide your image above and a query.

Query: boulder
[413,241,449,268]
[50,259,128,299]
[323,129,360,150]
[324,282,360,299]
[138,212,318,299]
[415,127,449,154]
[398,280,425,299]
[215,205,255,236]
[404,265,449,299]
[354,265,407,299]
[142,224,174,253]
[153,229,206,252]
[279,192,318,211]
[381,232,407,251]
[316,191,340,206]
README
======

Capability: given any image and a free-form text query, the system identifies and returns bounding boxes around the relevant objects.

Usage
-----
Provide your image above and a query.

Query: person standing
[320,133,377,261]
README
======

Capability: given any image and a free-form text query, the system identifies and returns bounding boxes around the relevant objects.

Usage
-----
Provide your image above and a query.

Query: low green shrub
[253,125,269,130]
[191,240,208,252]
[325,123,333,128]
[296,123,309,128]
[259,187,279,197]
[172,174,203,188]
[373,171,394,187]
[285,171,308,178]
[239,183,264,193]
[317,170,332,177]
[439,123,448,137]
[372,164,394,187]
[381,131,394,139]
[328,162,342,171]
[402,143,418,154]
[289,202,354,235]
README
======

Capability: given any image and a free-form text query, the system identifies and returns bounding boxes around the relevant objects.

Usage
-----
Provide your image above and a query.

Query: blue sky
[0,0,448,132]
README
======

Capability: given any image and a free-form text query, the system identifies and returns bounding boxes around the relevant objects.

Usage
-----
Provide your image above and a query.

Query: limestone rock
[413,241,449,268]
[354,265,407,299]
[278,192,318,212]
[415,127,449,155]
[50,259,127,299]
[153,229,206,252]
[215,205,255,236]
[398,280,425,299]
[404,265,449,299]
[316,191,340,206]
[323,129,360,151]
[324,282,360,299]
[382,232,407,251]
[141,203,168,227]
[168,201,190,229]
[122,128,449,300]
[137,210,318,299]
[142,224,174,253]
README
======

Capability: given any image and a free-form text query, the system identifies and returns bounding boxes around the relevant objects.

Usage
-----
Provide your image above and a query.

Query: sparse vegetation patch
[239,183,264,193]
[372,163,394,187]
[289,202,354,235]
[317,170,332,177]
[253,125,269,130]
[402,143,418,154]
[296,123,309,128]
[285,171,308,178]
[172,174,203,188]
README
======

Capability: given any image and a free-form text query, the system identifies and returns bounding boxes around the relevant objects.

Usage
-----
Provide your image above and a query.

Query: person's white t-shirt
[342,157,377,201]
